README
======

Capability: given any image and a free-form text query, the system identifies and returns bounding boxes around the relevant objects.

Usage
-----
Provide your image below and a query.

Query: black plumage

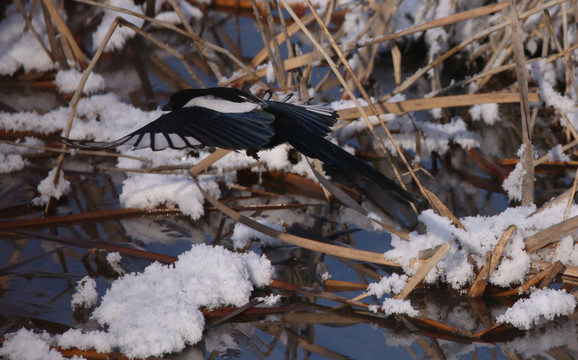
[64,87,417,204]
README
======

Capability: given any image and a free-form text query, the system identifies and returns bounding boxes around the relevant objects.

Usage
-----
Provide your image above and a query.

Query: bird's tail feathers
[283,130,418,204]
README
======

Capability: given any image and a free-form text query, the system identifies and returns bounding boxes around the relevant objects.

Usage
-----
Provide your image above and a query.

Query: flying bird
[64,87,417,203]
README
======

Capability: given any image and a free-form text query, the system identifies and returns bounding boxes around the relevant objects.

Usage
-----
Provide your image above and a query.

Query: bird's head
[162,89,208,111]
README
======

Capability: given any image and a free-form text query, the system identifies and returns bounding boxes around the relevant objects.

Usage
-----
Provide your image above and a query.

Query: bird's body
[64,87,417,203]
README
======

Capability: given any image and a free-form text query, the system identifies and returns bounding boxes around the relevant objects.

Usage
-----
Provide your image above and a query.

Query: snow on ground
[385,203,578,290]
[0,244,274,359]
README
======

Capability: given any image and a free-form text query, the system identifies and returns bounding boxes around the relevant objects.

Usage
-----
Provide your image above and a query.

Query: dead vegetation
[1,0,578,358]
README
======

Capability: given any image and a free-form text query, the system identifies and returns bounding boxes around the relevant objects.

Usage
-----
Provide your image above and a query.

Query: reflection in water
[1,0,577,358]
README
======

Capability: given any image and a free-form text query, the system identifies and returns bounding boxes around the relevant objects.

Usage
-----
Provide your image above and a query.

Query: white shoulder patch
[184,95,260,113]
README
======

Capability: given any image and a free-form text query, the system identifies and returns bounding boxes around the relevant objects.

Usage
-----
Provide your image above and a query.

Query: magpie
[64,87,417,203]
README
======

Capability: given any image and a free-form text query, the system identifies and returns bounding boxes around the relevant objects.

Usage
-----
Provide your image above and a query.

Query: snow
[92,0,145,52]
[366,273,418,317]
[496,289,577,330]
[154,0,203,23]
[1,0,577,357]
[119,173,220,220]
[385,203,578,290]
[0,329,82,360]
[370,298,419,317]
[530,61,577,116]
[0,93,162,137]
[548,144,571,162]
[469,103,500,125]
[55,330,113,354]
[0,153,28,174]
[71,276,99,309]
[502,144,536,202]
[1,244,273,359]
[266,61,275,84]
[367,273,408,297]
[367,212,385,231]
[335,102,479,160]
[256,293,282,306]
[502,161,525,202]
[54,69,105,95]
[1,244,274,360]
[0,4,56,75]
[32,168,71,206]
[106,251,122,263]
[231,221,284,249]
[0,137,42,173]
[86,244,272,357]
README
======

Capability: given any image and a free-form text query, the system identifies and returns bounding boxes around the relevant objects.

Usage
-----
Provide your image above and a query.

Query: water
[1,2,577,359]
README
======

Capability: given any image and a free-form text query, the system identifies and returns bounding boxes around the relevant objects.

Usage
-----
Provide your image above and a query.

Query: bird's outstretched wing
[64,106,276,151]
[280,128,418,204]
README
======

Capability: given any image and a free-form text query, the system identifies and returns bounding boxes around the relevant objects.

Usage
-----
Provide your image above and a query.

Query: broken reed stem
[395,242,451,300]
[510,0,534,206]
[166,0,212,85]
[189,148,232,176]
[525,215,578,253]
[117,19,204,87]
[41,0,87,68]
[467,225,516,297]
[465,43,578,89]
[379,0,568,103]
[492,261,564,296]
[297,0,433,218]
[194,177,403,266]
[337,93,540,120]
[250,0,285,88]
[0,139,152,163]
[14,0,53,62]
[564,168,578,221]
[71,0,266,87]
[263,0,287,88]
[47,17,121,215]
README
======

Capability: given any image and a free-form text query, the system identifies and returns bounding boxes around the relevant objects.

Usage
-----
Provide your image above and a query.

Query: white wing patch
[184,95,260,113]
[297,103,335,116]
[132,135,151,150]
[167,134,187,148]
[154,133,169,149]
[115,132,203,150]
[184,136,201,146]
